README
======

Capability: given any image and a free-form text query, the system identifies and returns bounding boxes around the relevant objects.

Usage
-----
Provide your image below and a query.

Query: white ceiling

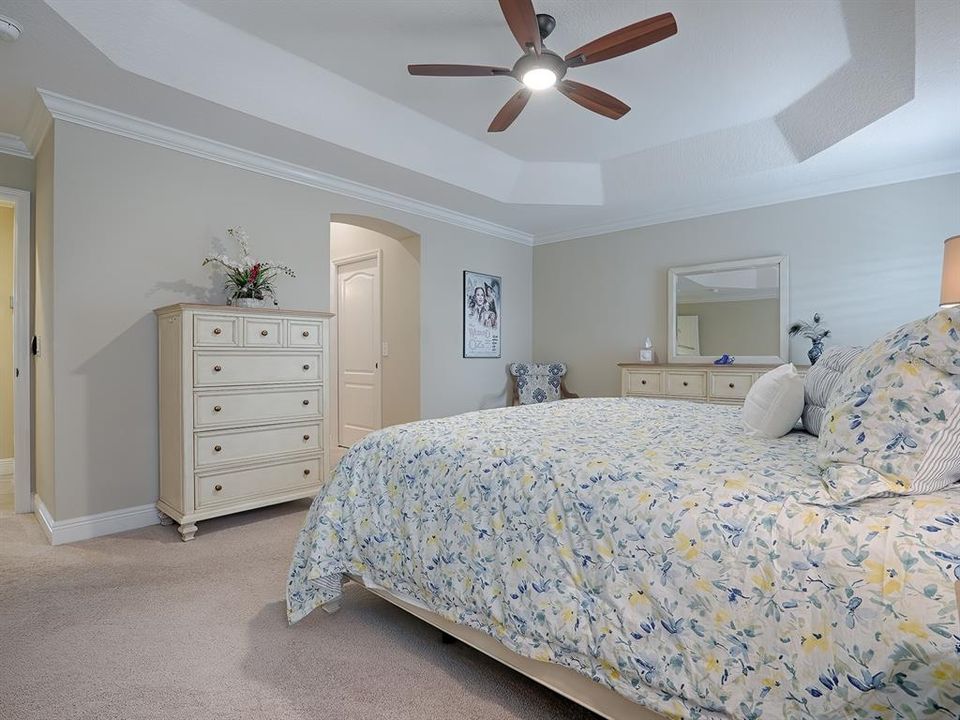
[182,0,850,163]
[0,0,957,243]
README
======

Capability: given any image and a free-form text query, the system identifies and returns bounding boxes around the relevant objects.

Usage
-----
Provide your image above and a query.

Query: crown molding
[532,158,960,245]
[0,132,32,159]
[35,90,535,247]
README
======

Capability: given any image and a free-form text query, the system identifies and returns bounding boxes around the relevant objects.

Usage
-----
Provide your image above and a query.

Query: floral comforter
[288,398,960,719]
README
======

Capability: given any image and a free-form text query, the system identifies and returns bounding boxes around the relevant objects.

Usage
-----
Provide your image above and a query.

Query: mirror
[668,256,789,364]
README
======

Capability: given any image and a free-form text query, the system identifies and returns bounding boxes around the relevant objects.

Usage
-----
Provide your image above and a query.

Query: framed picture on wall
[463,270,501,358]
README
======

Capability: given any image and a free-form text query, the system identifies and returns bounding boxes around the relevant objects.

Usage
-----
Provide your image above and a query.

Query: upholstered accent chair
[509,363,579,406]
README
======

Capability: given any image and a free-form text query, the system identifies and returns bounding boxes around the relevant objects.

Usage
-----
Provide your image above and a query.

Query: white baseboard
[32,493,160,546]
[0,457,13,476]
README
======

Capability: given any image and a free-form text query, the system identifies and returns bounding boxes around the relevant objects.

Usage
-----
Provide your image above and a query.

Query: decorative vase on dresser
[619,362,807,405]
[155,303,332,541]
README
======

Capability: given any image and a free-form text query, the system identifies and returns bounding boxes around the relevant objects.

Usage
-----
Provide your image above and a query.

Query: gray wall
[34,132,55,516]
[42,121,532,520]
[534,174,960,398]
[0,154,35,194]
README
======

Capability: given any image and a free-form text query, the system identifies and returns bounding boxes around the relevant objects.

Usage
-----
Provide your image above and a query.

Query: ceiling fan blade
[557,80,630,120]
[488,88,532,132]
[565,12,677,67]
[408,64,512,77]
[499,0,542,55]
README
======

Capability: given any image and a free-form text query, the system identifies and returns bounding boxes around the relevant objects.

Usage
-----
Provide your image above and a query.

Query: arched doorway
[330,215,421,459]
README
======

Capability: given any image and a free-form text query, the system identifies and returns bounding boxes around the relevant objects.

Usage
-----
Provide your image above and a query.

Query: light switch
[381,341,389,357]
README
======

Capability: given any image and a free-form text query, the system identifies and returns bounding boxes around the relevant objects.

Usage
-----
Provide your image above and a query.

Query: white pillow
[742,364,804,438]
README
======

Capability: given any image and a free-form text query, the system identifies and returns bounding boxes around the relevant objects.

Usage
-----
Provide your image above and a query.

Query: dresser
[155,304,332,541]
[619,362,806,405]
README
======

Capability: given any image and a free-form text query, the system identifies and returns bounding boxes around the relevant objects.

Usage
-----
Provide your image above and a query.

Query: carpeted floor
[0,500,600,720]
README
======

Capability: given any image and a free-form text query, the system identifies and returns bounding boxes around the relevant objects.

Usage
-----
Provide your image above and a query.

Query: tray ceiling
[0,0,957,242]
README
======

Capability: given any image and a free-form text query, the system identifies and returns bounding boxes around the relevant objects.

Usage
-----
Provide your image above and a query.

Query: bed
[288,397,960,719]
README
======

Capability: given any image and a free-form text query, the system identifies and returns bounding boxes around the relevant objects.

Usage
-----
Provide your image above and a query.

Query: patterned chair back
[509,362,569,405]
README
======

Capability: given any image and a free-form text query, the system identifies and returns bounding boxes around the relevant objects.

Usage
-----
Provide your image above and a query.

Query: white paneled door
[334,253,382,447]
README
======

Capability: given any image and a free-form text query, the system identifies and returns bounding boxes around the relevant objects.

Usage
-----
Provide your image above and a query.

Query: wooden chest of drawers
[155,304,332,541]
[619,363,805,406]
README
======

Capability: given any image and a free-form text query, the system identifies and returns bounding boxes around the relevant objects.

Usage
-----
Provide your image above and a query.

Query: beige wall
[534,173,960,398]
[676,299,780,357]
[331,221,420,431]
[42,121,532,521]
[0,205,12,459]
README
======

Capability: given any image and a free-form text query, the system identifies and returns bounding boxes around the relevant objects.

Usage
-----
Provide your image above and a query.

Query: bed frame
[334,575,666,720]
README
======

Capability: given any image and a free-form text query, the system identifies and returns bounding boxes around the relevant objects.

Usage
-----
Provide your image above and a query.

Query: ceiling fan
[408,0,677,132]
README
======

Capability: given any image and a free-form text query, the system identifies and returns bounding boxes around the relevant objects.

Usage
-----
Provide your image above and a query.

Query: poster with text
[463,271,501,358]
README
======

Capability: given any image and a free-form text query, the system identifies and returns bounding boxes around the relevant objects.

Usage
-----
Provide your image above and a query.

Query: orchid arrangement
[202,227,295,305]
[788,312,831,342]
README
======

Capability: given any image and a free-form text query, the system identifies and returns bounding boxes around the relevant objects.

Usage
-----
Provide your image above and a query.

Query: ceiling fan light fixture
[522,67,557,90]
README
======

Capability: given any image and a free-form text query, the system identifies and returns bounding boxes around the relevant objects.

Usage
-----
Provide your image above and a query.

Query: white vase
[233,297,266,309]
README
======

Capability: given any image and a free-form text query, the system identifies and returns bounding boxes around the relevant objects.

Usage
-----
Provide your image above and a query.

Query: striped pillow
[801,346,862,435]
[817,308,960,502]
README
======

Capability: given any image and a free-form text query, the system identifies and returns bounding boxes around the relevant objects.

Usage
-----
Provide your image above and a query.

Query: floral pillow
[817,308,960,503]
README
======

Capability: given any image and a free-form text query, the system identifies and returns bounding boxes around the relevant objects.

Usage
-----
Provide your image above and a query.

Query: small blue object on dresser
[713,354,735,365]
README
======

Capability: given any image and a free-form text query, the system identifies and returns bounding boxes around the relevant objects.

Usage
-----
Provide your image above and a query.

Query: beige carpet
[0,500,599,720]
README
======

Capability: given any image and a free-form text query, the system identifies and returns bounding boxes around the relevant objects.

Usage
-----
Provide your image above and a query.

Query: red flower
[249,263,260,282]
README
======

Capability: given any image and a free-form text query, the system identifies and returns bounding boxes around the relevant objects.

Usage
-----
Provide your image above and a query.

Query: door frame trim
[331,249,382,450]
[0,186,32,513]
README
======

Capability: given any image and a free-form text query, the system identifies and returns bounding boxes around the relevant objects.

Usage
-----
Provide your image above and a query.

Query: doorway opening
[0,187,31,516]
[330,216,421,461]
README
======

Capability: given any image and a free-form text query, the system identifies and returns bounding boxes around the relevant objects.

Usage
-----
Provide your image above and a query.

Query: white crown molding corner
[532,158,960,246]
[21,93,52,157]
[36,90,535,247]
[31,493,160,545]
[0,133,32,159]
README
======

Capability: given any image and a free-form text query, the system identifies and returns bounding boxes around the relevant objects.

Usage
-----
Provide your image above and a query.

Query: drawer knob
[302,364,310,371]
[213,365,222,372]
[214,484,223,492]
[303,468,311,476]
[641,380,647,385]
[260,329,269,336]
[303,434,310,441]
[302,330,310,337]
[213,327,222,335]
[729,382,735,389]
[302,399,310,406]
[682,381,689,387]
[214,445,222,452]
[213,405,222,412]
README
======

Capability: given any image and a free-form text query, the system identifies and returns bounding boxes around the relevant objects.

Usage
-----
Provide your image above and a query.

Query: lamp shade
[943,235,960,308]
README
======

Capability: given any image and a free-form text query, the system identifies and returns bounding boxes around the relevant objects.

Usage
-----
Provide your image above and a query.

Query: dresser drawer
[288,320,323,347]
[243,318,283,347]
[623,369,661,395]
[194,351,322,386]
[193,315,239,347]
[196,456,322,508]
[710,372,754,400]
[195,421,322,468]
[194,387,322,428]
[665,371,706,398]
